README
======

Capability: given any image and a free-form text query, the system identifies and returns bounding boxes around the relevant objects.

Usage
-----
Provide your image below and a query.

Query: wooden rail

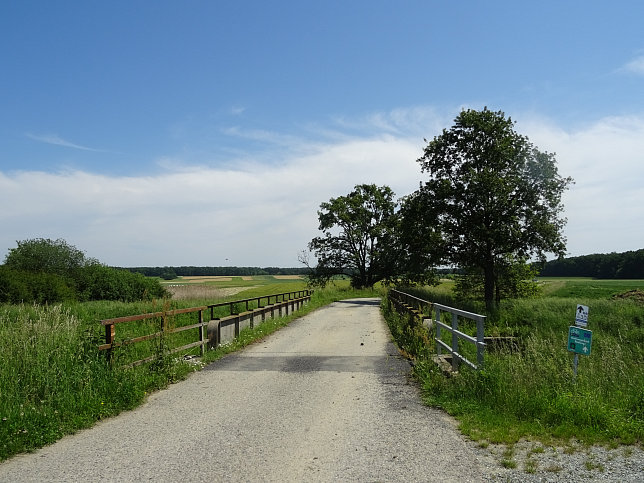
[99,290,312,367]
[389,289,486,371]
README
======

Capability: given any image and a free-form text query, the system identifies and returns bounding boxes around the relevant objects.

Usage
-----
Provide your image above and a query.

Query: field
[383,277,644,450]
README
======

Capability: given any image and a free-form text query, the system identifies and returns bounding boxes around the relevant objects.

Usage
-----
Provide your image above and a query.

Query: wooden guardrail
[389,289,486,371]
[99,290,312,367]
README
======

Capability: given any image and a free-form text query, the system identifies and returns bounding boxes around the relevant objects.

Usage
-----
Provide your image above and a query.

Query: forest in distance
[124,247,644,281]
[125,265,310,279]
[537,248,644,279]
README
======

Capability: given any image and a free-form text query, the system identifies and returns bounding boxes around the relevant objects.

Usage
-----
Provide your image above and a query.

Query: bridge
[0,299,495,481]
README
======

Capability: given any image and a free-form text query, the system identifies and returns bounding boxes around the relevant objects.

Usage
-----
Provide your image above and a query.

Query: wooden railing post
[105,322,115,364]
[198,309,205,357]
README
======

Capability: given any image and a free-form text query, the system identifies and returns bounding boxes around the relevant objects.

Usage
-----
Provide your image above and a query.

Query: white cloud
[25,133,107,152]
[621,55,644,75]
[4,109,644,267]
[518,115,644,257]
[0,133,422,267]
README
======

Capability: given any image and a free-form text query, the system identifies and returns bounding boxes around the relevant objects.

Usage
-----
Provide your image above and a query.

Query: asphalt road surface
[0,298,497,482]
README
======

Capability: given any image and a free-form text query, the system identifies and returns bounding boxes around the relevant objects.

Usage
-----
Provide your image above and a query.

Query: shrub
[2,238,168,303]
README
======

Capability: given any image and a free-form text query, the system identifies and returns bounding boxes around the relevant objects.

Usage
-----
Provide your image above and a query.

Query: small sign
[568,326,592,355]
[575,304,589,327]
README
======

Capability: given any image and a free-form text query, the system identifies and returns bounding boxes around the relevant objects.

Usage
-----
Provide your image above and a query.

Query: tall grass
[0,282,380,461]
[383,282,644,445]
[0,305,159,459]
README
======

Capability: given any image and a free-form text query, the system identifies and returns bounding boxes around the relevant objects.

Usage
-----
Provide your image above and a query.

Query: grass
[382,278,644,448]
[0,278,381,461]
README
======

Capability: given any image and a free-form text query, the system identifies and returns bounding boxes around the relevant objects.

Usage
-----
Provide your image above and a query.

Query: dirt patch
[612,289,644,303]
[273,275,303,280]
[241,276,253,281]
[166,285,256,300]
[178,276,233,283]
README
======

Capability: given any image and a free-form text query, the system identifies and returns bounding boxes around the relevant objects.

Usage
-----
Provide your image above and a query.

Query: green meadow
[383,278,644,447]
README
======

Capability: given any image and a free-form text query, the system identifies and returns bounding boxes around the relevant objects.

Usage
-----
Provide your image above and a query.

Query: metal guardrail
[99,290,312,367]
[389,289,486,371]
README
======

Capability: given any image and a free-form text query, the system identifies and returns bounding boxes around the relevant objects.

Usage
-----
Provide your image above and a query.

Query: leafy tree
[4,238,95,280]
[412,108,572,310]
[395,189,442,286]
[454,257,542,302]
[3,238,167,303]
[305,184,398,289]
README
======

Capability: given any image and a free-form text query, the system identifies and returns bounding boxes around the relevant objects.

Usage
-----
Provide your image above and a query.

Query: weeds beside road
[383,279,644,447]
[0,282,379,461]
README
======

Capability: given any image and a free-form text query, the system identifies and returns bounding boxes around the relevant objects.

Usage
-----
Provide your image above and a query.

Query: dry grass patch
[179,276,233,283]
[273,275,303,280]
[166,285,252,300]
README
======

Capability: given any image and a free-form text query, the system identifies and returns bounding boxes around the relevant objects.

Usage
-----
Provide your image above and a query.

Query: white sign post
[570,304,590,380]
[575,304,589,327]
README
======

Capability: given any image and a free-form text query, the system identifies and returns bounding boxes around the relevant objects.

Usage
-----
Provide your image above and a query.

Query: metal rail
[389,289,486,371]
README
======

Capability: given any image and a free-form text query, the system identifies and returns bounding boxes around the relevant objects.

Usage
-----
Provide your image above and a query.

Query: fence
[99,290,312,367]
[389,289,486,371]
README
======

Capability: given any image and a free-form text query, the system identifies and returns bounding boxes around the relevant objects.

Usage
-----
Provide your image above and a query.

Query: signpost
[575,304,589,327]
[568,326,592,355]
[568,305,591,379]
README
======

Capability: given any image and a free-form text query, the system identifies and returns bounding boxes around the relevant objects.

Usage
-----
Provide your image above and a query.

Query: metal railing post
[435,307,442,356]
[451,313,459,371]
[476,315,486,368]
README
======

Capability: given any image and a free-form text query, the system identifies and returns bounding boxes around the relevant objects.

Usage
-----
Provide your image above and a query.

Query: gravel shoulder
[0,298,641,482]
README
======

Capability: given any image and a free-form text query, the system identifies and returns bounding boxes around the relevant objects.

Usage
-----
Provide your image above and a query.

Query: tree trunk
[483,263,496,312]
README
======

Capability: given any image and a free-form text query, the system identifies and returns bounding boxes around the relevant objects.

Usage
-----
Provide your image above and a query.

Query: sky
[1,1,643,267]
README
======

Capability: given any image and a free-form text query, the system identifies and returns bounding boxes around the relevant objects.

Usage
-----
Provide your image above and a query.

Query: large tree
[413,107,573,310]
[305,184,398,289]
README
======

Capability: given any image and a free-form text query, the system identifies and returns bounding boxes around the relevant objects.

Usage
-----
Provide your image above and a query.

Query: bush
[78,264,168,302]
[2,238,168,303]
[0,266,76,304]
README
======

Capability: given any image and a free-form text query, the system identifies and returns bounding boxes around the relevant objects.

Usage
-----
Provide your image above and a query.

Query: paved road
[0,298,496,482]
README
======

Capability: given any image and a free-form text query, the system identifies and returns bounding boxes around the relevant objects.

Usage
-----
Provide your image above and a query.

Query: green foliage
[0,305,159,460]
[1,238,167,303]
[0,284,379,460]
[4,238,94,278]
[384,284,644,445]
[394,189,441,286]
[540,249,644,279]
[0,266,77,304]
[306,184,399,289]
[77,264,168,302]
[454,260,542,303]
[410,108,573,310]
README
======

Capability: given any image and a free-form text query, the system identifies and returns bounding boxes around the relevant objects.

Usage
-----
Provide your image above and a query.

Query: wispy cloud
[26,133,107,152]
[4,110,644,266]
[229,106,246,115]
[620,55,644,76]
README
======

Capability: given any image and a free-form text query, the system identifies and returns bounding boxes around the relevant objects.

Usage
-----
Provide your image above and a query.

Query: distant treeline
[125,266,310,279]
[538,249,644,279]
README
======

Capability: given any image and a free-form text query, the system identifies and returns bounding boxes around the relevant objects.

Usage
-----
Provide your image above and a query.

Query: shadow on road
[334,299,381,306]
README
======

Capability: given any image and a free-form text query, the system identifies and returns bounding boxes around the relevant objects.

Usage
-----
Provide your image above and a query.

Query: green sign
[568,326,592,355]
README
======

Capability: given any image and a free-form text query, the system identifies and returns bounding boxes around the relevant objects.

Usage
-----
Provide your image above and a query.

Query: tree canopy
[306,184,398,289]
[408,107,573,309]
[1,238,167,304]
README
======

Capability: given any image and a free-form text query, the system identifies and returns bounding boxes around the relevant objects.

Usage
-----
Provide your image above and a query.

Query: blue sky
[1,1,643,267]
